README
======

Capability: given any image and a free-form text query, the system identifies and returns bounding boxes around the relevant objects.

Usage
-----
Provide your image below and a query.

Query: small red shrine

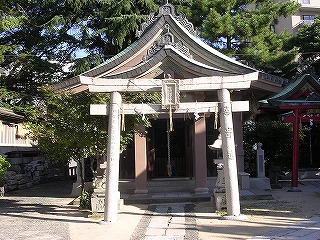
[266,73,320,191]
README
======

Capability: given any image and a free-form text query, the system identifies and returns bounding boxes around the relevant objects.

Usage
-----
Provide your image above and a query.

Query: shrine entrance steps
[119,178,212,204]
[119,177,273,204]
[119,177,215,194]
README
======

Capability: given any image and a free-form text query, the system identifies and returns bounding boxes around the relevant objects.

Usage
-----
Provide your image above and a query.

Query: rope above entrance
[162,76,179,176]
[162,77,179,131]
[167,119,172,177]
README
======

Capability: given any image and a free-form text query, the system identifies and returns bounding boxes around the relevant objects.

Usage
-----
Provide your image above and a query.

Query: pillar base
[238,172,250,190]
[134,189,148,195]
[288,187,301,192]
[221,214,248,221]
[92,191,123,214]
[249,177,271,190]
[99,220,112,225]
[195,188,209,194]
[212,192,226,211]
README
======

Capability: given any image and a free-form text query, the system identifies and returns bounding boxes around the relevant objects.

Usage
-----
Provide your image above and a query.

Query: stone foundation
[91,191,123,214]
[249,177,271,190]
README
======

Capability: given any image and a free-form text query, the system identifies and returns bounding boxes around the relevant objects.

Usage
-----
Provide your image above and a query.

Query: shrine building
[261,73,320,191]
[55,2,288,194]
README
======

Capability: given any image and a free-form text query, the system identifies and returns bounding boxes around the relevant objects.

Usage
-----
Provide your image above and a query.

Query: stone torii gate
[54,2,286,223]
[88,73,258,222]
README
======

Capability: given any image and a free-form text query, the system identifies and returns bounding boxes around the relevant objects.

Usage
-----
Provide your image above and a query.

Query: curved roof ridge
[168,16,256,73]
[81,24,163,77]
[135,2,256,73]
[82,2,257,78]
[162,45,235,74]
[269,74,320,101]
[81,39,141,77]
[103,45,236,79]
[136,2,197,38]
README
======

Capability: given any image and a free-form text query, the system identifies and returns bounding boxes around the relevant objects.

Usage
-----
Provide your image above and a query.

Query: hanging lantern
[162,78,179,131]
[162,77,180,176]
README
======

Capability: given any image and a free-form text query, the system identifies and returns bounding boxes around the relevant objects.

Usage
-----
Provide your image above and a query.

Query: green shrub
[0,156,10,186]
[79,189,93,210]
[243,120,293,173]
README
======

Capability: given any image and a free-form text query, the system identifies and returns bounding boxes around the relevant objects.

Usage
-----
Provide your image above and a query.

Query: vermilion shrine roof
[267,74,320,108]
[55,2,287,94]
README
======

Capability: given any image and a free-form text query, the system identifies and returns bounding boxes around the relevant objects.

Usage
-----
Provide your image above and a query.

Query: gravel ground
[0,180,319,240]
[195,180,320,239]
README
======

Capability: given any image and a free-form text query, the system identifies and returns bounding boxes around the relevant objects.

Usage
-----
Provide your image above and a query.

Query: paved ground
[0,180,319,240]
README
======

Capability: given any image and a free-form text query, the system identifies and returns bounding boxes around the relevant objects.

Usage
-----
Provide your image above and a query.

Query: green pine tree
[294,16,320,76]
[175,0,300,75]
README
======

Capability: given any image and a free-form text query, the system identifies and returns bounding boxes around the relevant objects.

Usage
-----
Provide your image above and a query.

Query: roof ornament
[143,24,193,61]
[160,0,169,6]
[306,92,320,101]
[136,1,197,38]
[135,13,157,38]
[161,24,175,45]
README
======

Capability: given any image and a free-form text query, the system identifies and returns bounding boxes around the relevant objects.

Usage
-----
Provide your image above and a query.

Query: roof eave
[53,76,92,93]
[0,108,25,123]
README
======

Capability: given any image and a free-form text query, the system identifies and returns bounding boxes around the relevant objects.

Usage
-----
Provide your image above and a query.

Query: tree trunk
[226,36,232,50]
[78,160,85,192]
[0,186,4,197]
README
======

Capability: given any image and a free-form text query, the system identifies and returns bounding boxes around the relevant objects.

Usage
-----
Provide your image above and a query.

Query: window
[302,15,315,25]
[303,15,315,21]
[301,0,310,4]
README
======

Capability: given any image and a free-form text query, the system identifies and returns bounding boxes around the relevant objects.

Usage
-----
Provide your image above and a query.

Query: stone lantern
[208,133,226,211]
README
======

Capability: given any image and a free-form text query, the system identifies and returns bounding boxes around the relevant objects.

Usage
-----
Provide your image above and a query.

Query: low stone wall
[4,157,65,191]
[5,171,33,191]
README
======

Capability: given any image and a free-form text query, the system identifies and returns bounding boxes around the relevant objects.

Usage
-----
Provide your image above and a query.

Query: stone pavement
[246,181,320,240]
[248,216,320,240]
[0,179,319,240]
[130,202,198,240]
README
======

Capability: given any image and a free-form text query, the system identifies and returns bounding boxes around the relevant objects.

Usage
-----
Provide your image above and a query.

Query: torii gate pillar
[290,108,300,191]
[103,92,122,223]
[218,89,245,219]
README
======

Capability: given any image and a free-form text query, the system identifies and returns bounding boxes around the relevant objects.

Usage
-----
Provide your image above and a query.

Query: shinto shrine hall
[55,1,320,219]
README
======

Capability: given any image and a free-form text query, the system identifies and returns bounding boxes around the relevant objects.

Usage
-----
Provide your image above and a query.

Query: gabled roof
[0,107,24,123]
[99,45,240,79]
[267,74,320,107]
[55,2,287,94]
[82,3,255,79]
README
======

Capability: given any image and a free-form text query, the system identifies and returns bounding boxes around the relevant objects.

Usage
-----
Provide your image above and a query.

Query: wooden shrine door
[148,119,191,178]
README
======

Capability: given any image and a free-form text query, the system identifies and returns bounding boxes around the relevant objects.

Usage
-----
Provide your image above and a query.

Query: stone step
[123,193,211,205]
[119,178,216,194]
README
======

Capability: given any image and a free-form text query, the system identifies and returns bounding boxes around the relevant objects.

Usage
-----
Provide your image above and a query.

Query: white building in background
[275,0,320,34]
[0,107,37,157]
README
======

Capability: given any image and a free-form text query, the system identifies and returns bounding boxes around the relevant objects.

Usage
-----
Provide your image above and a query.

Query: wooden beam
[90,101,249,115]
[283,116,320,123]
[279,105,320,110]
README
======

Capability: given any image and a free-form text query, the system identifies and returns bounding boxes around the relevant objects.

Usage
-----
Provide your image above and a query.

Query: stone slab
[250,177,271,190]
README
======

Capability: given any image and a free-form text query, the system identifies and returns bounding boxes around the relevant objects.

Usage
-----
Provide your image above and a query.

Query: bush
[243,120,293,173]
[0,156,10,186]
[79,189,93,210]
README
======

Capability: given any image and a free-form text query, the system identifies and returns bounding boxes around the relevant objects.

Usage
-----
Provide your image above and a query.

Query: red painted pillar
[194,115,209,194]
[291,108,300,191]
[134,124,148,194]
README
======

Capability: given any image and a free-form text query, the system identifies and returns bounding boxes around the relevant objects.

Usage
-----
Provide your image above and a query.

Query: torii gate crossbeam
[70,73,259,93]
[90,101,249,115]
